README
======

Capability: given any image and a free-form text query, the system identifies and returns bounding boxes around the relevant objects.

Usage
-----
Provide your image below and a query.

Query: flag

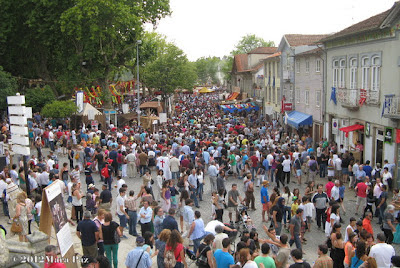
[359,89,367,106]
[396,129,400,144]
[273,76,275,88]
[330,87,337,105]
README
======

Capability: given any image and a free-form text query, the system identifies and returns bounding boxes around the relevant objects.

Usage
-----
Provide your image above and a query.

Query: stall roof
[286,111,313,129]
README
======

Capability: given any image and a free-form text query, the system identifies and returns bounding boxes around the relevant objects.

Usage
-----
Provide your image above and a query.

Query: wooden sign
[40,180,78,268]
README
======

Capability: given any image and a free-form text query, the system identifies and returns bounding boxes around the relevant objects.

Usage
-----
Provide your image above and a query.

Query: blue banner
[330,87,337,105]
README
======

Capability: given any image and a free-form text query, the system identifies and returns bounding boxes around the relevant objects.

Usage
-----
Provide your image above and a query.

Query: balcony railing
[337,88,359,109]
[382,94,400,119]
[366,90,380,105]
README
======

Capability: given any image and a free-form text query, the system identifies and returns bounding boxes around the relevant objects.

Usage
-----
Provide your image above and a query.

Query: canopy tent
[285,111,313,129]
[226,92,239,101]
[79,103,102,116]
[199,87,214,93]
[140,101,163,115]
[339,124,364,137]
[220,102,259,113]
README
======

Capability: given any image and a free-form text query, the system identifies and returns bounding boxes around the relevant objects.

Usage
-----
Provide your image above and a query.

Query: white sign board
[76,91,84,113]
[332,119,339,135]
[9,116,27,125]
[11,135,29,146]
[7,95,25,105]
[159,113,167,123]
[12,144,30,155]
[8,106,32,118]
[10,126,28,135]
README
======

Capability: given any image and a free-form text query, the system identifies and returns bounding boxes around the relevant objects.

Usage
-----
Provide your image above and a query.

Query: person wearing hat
[85,162,94,190]
[261,180,270,222]
[125,236,152,268]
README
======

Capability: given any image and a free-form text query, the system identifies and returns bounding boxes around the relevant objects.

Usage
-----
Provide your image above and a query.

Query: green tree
[41,100,77,118]
[25,86,56,113]
[0,0,170,97]
[194,56,221,85]
[0,67,18,110]
[231,34,275,55]
[142,42,197,94]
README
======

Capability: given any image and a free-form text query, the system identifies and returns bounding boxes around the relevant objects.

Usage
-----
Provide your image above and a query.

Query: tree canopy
[0,67,18,110]
[0,0,171,96]
[141,38,197,95]
[41,100,77,118]
[193,57,221,85]
[25,86,56,113]
[231,34,275,55]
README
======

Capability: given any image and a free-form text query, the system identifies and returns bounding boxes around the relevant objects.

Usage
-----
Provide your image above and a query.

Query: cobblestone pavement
[1,149,399,267]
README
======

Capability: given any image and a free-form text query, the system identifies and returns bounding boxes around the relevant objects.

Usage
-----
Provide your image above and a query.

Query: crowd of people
[0,92,399,268]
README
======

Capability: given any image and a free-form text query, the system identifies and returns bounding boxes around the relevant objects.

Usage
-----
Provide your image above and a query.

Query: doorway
[376,140,383,166]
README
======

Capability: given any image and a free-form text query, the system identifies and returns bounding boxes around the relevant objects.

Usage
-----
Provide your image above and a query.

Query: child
[298,196,307,243]
[291,196,300,217]
[240,209,255,230]
[303,196,315,232]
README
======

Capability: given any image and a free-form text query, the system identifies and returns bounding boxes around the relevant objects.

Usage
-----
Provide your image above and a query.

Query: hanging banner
[359,89,367,106]
[330,87,337,105]
[365,122,371,137]
[76,91,84,113]
[332,119,339,135]
[396,129,400,144]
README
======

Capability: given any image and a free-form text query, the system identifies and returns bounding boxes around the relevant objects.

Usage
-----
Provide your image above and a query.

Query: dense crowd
[0,93,400,268]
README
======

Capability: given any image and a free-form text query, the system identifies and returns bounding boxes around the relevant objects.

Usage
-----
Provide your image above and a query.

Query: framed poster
[365,122,371,137]
[384,127,393,144]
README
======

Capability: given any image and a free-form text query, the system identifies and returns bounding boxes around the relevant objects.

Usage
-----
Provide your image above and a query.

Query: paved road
[1,149,399,267]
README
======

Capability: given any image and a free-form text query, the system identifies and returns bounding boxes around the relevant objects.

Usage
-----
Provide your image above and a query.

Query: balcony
[282,70,290,81]
[366,90,380,105]
[382,94,400,119]
[337,88,359,110]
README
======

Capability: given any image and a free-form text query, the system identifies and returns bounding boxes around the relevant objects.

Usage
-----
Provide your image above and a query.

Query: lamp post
[136,40,142,127]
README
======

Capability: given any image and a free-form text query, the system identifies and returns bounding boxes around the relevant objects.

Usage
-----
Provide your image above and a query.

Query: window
[268,87,272,102]
[305,60,310,73]
[339,59,346,88]
[333,60,339,88]
[289,89,294,103]
[276,62,280,78]
[296,60,300,73]
[361,57,370,90]
[295,89,300,103]
[305,90,309,105]
[316,59,321,73]
[349,58,357,89]
[316,90,321,107]
[371,56,381,91]
[273,87,276,103]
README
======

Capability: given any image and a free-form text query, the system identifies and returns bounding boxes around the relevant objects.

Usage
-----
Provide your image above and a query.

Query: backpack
[75,152,80,160]
[101,165,110,178]
[310,161,317,172]
[164,249,177,268]
[374,168,381,179]
[84,147,91,157]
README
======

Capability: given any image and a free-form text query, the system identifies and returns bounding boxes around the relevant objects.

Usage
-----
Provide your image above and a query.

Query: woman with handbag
[13,192,29,242]
[102,212,121,268]
[71,183,83,222]
[196,234,215,268]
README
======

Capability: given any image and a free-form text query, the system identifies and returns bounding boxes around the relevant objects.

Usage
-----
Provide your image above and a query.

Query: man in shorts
[227,184,244,223]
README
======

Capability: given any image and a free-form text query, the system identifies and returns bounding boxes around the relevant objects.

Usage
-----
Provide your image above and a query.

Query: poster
[45,180,73,257]
[365,122,371,137]
[159,113,167,123]
[76,91,84,113]
[57,224,74,257]
[384,127,393,144]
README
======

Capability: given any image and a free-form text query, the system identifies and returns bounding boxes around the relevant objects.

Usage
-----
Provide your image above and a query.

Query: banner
[359,89,367,106]
[396,129,400,144]
[76,91,84,113]
[330,87,337,105]
[332,119,339,135]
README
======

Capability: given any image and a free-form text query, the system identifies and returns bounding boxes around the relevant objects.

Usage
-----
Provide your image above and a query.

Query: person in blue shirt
[125,236,152,268]
[214,238,234,268]
[363,160,373,179]
[261,180,270,222]
[262,157,270,181]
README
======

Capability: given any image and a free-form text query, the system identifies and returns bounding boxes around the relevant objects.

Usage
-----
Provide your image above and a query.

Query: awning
[286,111,313,129]
[226,92,239,100]
[339,124,364,137]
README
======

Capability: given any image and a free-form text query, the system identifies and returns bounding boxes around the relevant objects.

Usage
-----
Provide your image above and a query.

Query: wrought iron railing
[337,88,359,107]
[382,95,400,117]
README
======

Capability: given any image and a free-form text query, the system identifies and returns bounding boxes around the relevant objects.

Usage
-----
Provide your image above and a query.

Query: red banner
[359,89,367,106]
[396,129,400,143]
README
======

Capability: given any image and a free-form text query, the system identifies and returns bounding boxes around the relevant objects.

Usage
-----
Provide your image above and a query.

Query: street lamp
[136,40,142,127]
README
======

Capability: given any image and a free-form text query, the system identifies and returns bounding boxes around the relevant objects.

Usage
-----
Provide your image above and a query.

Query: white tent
[79,103,102,120]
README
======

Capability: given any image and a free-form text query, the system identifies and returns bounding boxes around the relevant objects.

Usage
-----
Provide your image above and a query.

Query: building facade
[322,2,400,175]
[263,52,281,119]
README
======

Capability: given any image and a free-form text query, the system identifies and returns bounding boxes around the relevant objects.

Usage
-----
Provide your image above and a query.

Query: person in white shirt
[116,188,129,238]
[115,175,125,193]
[369,233,395,268]
[331,180,340,202]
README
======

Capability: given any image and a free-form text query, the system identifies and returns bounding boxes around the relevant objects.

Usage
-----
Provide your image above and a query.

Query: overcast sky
[145,0,395,61]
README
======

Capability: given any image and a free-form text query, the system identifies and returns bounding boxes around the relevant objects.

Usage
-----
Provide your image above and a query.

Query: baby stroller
[185,247,197,266]
[236,204,255,235]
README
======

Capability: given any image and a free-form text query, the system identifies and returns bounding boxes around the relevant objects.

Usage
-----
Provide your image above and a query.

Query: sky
[145,0,395,61]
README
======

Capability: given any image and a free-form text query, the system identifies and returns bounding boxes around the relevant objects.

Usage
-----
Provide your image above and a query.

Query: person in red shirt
[165,230,187,267]
[44,245,66,268]
[250,152,259,180]
[362,212,374,235]
[355,180,368,215]
[325,178,335,198]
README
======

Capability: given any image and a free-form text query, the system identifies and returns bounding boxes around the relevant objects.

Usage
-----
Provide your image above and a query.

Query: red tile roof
[296,47,323,57]
[233,54,248,72]
[285,34,331,46]
[321,2,400,42]
[265,52,282,59]
[248,47,277,54]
